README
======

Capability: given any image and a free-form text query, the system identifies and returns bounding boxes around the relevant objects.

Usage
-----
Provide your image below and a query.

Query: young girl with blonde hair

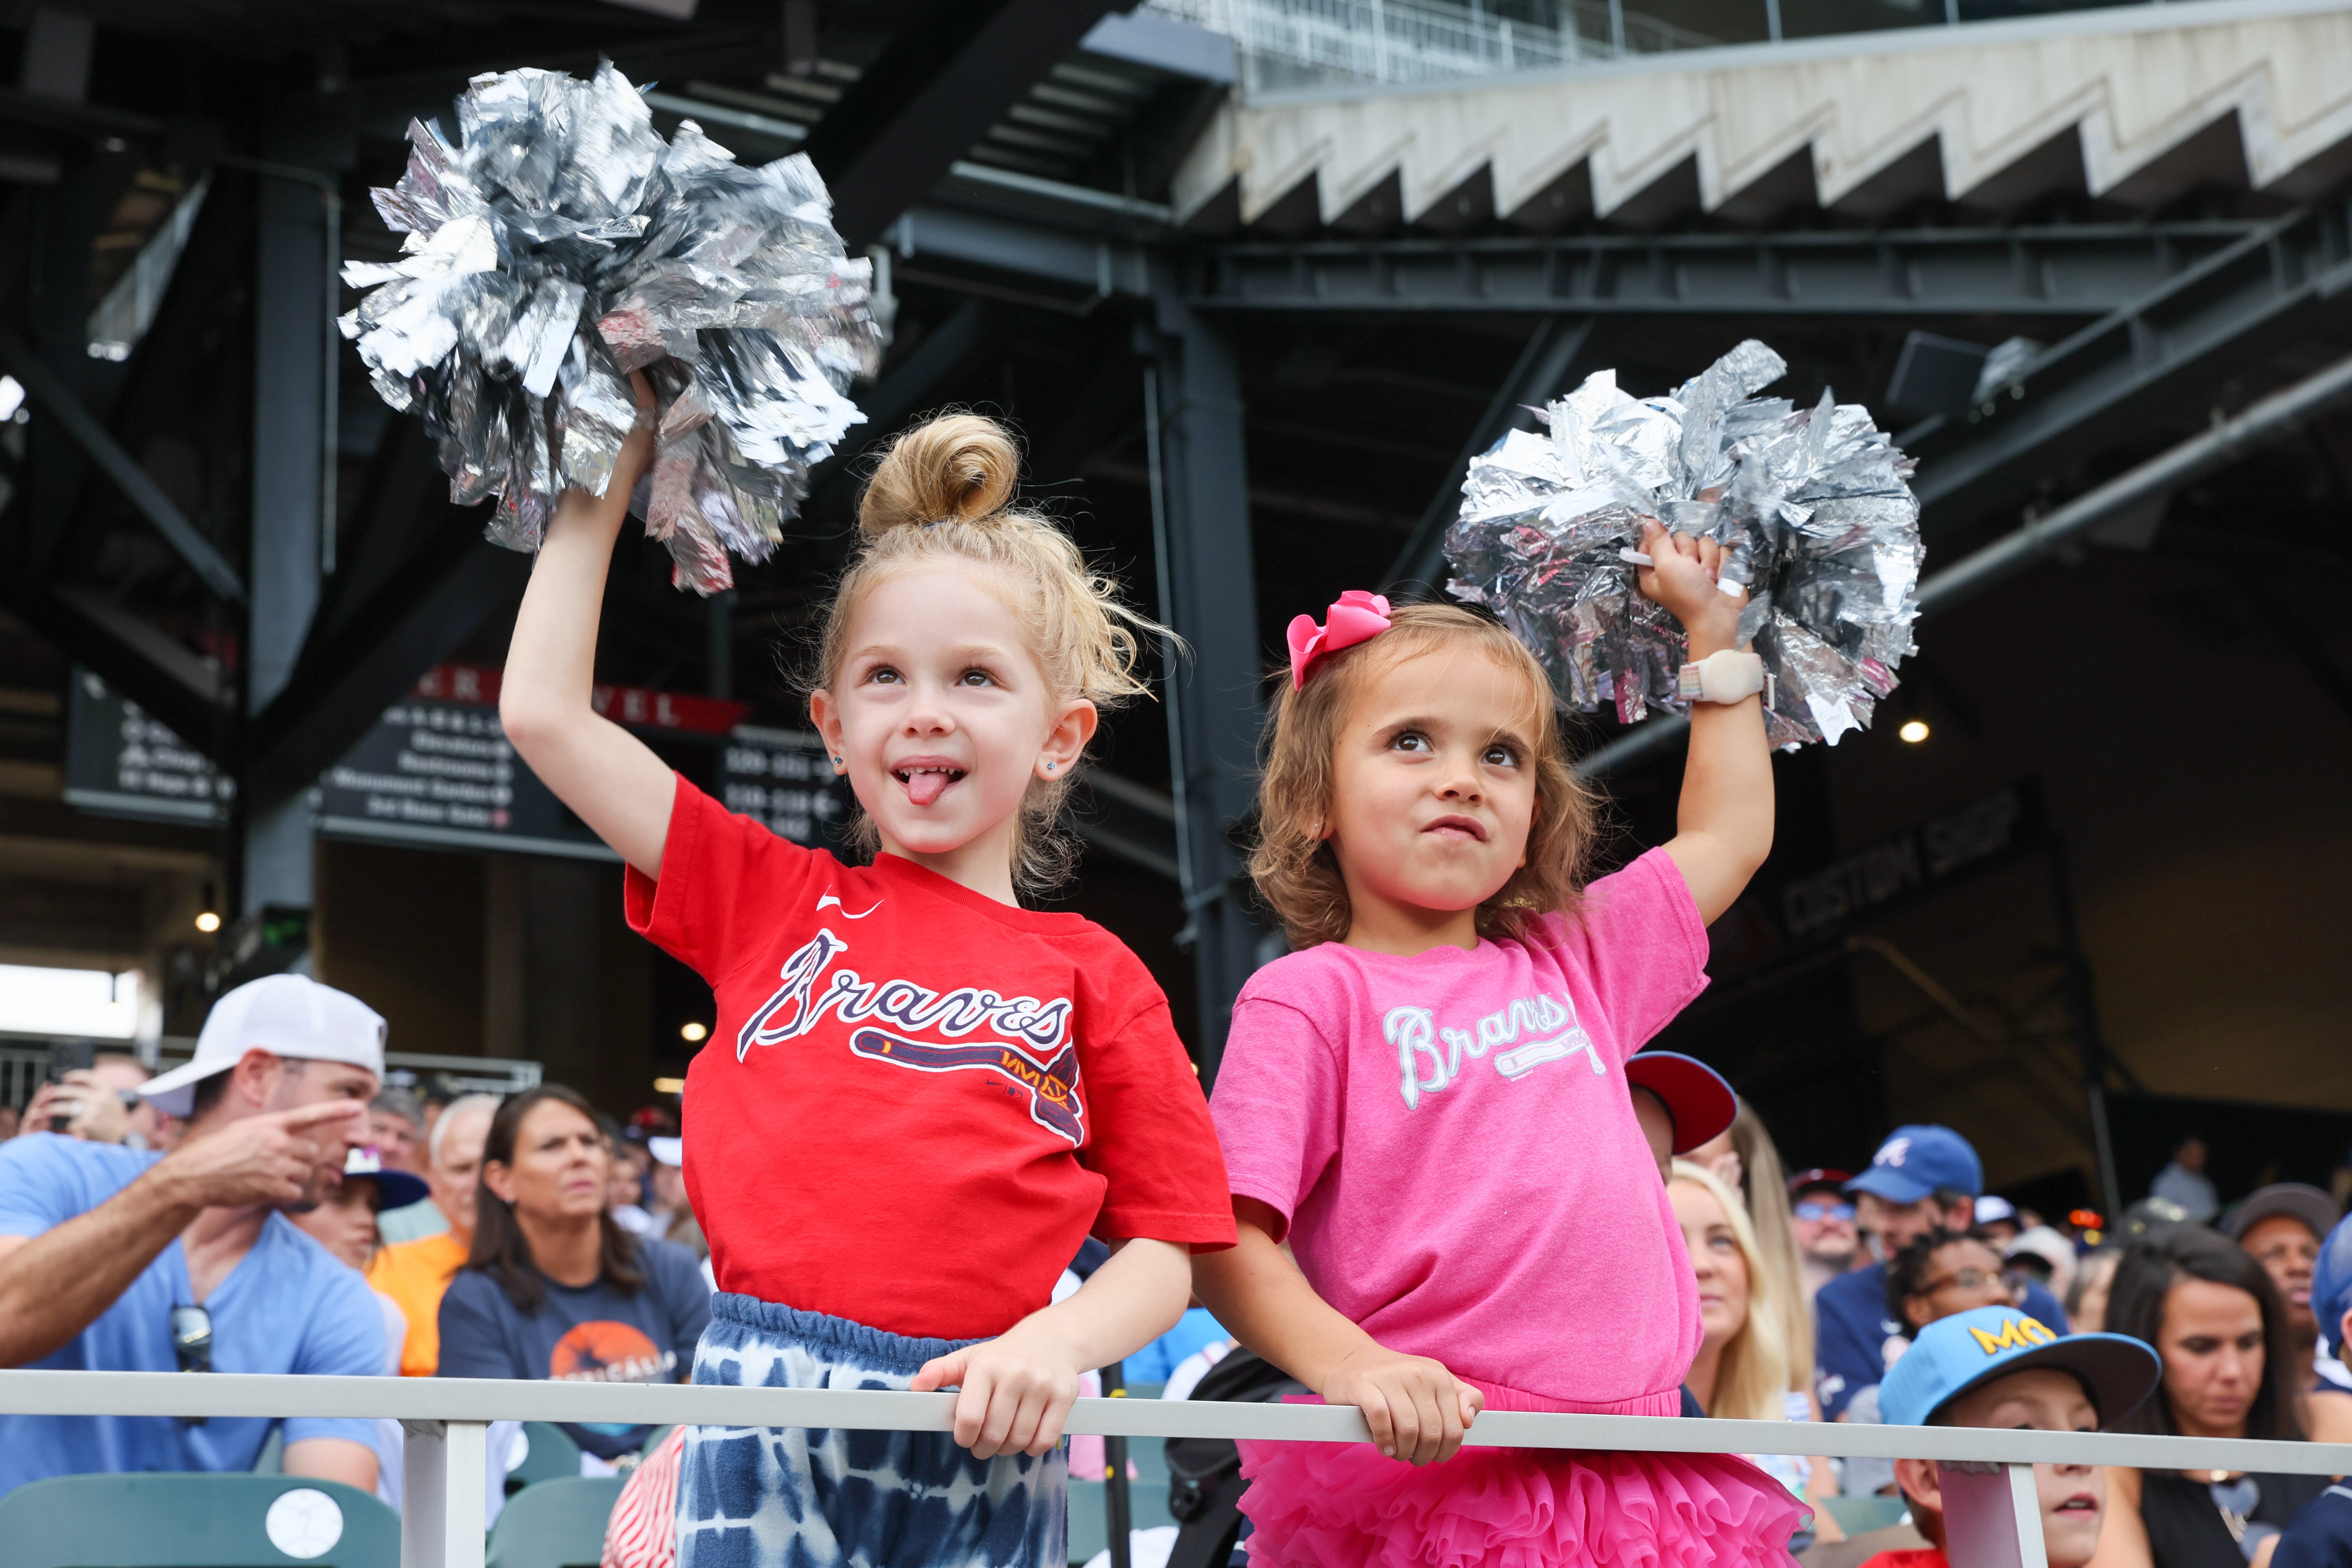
[1671,1160,1846,1534]
[502,382,1234,1568]
[1192,518,1805,1567]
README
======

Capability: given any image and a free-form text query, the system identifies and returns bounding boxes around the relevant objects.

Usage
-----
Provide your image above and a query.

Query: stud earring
[1044,760,1056,773]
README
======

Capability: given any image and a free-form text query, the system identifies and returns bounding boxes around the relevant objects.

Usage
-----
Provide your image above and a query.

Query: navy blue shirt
[436,1236,710,1459]
[1813,1262,2068,1420]
[2277,1485,2352,1568]
[0,1135,384,1495]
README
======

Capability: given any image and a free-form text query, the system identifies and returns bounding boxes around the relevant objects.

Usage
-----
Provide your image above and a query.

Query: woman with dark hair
[2087,1227,2321,1568]
[436,1086,710,1465]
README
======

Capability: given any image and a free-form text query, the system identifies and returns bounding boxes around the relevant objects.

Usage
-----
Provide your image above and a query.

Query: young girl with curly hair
[1192,519,1803,1566]
[502,381,1234,1568]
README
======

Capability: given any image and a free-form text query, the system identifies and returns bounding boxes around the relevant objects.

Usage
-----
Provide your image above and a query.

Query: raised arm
[0,1101,365,1366]
[1635,519,1773,925]
[498,377,675,879]
[1191,1198,1479,1466]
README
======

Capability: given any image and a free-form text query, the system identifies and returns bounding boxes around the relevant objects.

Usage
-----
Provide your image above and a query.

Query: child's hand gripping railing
[5,1370,2348,1568]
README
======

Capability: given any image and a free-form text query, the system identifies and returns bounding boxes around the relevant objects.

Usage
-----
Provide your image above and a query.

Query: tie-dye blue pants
[676,1293,1067,1568]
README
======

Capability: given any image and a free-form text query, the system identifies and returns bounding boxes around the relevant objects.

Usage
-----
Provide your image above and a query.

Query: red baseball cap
[1623,1050,1736,1155]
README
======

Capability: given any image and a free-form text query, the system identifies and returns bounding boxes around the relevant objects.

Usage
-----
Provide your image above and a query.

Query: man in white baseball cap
[0,973,391,1499]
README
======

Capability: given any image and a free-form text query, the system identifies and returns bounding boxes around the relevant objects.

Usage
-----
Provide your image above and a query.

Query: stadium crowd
[2,972,2349,1568]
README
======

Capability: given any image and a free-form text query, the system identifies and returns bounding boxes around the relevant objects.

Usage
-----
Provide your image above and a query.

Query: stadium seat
[0,1474,397,1566]
[486,1474,625,1568]
[505,1421,584,1492]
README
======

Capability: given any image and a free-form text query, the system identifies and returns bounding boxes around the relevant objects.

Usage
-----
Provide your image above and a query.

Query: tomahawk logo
[735,930,1086,1145]
[848,1029,1085,1146]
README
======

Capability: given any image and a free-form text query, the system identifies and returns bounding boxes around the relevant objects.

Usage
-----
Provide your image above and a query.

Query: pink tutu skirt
[1236,1383,1807,1568]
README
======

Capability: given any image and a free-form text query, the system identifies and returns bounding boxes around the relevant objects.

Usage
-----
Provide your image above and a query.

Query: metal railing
[1145,0,1719,82]
[4,1370,2350,1568]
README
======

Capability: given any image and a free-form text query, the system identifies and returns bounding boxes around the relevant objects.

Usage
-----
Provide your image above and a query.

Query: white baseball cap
[648,1136,683,1169]
[143,974,388,1118]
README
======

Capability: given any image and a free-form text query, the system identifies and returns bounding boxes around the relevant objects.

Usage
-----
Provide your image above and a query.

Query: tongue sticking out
[903,769,956,807]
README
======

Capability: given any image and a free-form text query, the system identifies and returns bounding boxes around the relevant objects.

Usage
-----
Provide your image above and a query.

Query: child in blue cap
[2263,1215,2352,1567]
[1866,1304,2160,1568]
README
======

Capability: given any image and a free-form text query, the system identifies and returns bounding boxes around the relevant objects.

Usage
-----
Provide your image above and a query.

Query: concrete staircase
[1171,0,2352,230]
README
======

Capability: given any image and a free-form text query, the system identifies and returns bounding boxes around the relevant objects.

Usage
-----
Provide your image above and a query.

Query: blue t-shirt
[0,1134,385,1495]
[2277,1485,2352,1568]
[1813,1261,2069,1420]
[435,1237,710,1460]
[1124,1308,1230,1385]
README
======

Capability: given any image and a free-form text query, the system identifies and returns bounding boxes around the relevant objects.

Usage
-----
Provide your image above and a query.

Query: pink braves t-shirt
[1211,848,1711,1412]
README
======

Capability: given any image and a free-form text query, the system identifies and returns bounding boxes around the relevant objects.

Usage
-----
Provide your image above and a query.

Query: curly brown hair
[806,412,1171,895]
[1248,603,1599,948]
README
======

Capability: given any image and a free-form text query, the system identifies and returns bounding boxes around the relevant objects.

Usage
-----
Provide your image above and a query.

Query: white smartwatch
[1677,648,1767,705]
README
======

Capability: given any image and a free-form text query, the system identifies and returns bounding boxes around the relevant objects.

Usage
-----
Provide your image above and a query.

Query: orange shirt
[366,1232,469,1377]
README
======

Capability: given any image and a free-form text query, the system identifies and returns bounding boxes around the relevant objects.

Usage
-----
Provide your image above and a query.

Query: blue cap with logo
[1880,1305,2160,1429]
[1845,1125,1984,1205]
[2315,1212,2352,1360]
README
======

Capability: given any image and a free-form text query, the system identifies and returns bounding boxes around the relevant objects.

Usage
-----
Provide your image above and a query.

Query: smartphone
[45,1040,95,1132]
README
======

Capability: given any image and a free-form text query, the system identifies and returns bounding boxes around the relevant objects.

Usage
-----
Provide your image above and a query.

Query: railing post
[1940,1460,2046,1568]
[402,1419,489,1568]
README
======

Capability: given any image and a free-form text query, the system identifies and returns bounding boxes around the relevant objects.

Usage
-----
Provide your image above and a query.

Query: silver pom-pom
[340,62,884,594]
[1444,339,1922,749]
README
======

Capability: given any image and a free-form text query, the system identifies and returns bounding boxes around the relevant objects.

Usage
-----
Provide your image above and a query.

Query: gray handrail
[5,1370,2350,1474]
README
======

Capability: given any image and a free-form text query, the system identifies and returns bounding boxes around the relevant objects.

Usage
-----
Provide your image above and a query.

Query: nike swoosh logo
[815,894,883,919]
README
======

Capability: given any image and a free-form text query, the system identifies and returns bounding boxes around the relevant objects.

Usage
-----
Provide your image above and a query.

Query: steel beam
[1144,289,1267,1085]
[1384,316,1593,594]
[0,328,246,606]
[1907,187,2352,531]
[1184,220,2273,317]
[803,0,1123,246]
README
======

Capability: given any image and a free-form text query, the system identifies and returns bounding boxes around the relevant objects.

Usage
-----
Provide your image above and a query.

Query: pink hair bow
[1287,590,1393,689]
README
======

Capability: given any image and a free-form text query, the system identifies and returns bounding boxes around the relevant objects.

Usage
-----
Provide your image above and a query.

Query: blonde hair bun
[859,412,1020,537]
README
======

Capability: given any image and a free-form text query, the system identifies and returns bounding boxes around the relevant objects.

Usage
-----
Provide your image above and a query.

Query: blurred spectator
[2269,1485,2352,1568]
[0,974,387,1496]
[1886,1228,2016,1331]
[378,1088,457,1244]
[369,1092,498,1375]
[1867,1304,2160,1568]
[2303,1216,2352,1515]
[645,1135,707,1263]
[608,1140,657,1238]
[1668,1161,1843,1541]
[1816,1126,2070,1425]
[2006,1226,2080,1303]
[21,1053,176,1151]
[2068,1247,2122,1335]
[2149,1136,2219,1224]
[2100,1227,2317,1567]
[369,1088,425,1172]
[2226,1184,2343,1425]
[436,1086,708,1467]
[1974,1194,2023,1247]
[1790,1168,1861,1303]
[289,1148,431,1512]
[1721,1102,1818,1400]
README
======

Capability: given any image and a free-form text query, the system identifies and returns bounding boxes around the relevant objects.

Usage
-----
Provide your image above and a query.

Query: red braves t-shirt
[626,776,1235,1341]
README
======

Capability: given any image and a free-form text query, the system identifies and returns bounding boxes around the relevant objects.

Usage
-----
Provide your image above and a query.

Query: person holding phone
[0,975,391,1499]
[21,1051,176,1151]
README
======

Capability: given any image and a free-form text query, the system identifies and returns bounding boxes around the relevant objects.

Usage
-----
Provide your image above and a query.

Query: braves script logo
[1384,992,1601,1111]
[737,928,1085,1146]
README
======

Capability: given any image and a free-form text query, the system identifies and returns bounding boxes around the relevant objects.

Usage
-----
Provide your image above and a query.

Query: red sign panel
[412,664,751,737]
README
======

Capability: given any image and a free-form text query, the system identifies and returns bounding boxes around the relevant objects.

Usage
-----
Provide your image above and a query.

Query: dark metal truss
[1905,187,2352,530]
[1181,220,2281,318]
